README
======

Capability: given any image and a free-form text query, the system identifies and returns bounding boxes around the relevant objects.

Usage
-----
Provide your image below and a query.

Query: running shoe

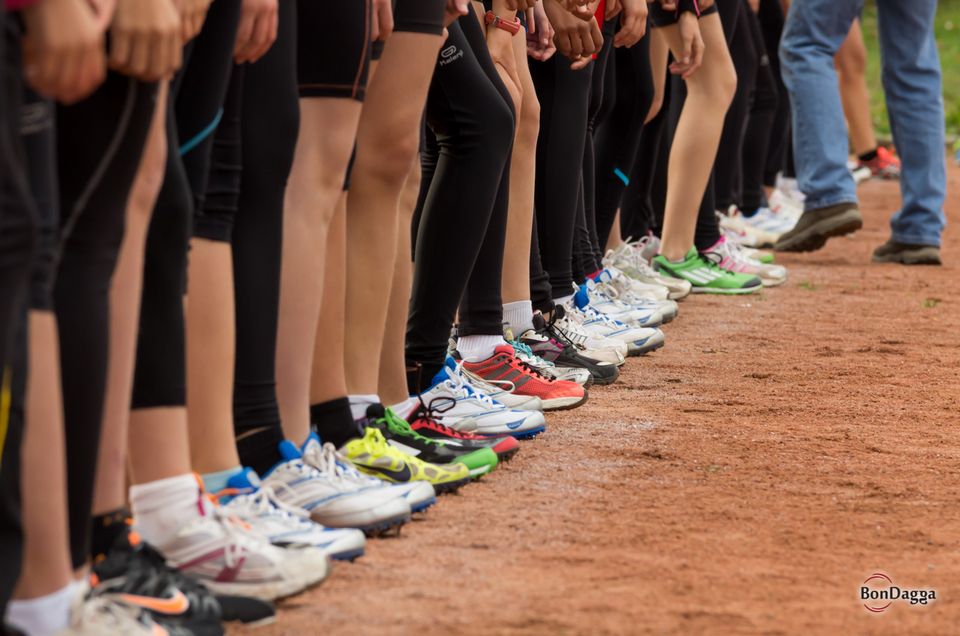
[576,280,663,328]
[508,338,593,387]
[159,507,320,602]
[265,438,412,533]
[547,305,627,364]
[366,406,499,478]
[301,436,437,514]
[701,236,787,287]
[564,302,665,356]
[519,321,619,386]
[402,402,521,462]
[456,364,544,411]
[461,344,587,411]
[856,146,901,180]
[596,269,678,323]
[767,188,803,222]
[218,469,366,561]
[653,247,762,295]
[61,589,172,636]
[340,422,472,494]
[718,207,780,248]
[92,531,223,636]
[604,242,691,300]
[402,359,548,437]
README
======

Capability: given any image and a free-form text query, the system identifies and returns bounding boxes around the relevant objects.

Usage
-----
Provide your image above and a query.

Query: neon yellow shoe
[340,426,471,494]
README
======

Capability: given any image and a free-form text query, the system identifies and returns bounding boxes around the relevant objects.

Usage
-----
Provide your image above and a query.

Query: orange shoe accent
[119,589,190,616]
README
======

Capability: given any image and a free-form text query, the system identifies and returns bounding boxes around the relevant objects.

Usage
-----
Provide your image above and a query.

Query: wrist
[485,10,523,35]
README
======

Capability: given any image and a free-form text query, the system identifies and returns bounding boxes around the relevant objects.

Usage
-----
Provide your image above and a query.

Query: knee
[479,96,516,156]
[360,128,422,192]
[711,60,738,108]
[518,92,541,145]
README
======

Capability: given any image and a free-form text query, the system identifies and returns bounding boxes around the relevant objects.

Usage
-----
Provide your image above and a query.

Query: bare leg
[646,28,669,125]
[501,32,540,306]
[377,165,421,406]
[13,314,72,598]
[344,32,443,397]
[836,19,876,156]
[94,82,168,512]
[277,99,361,444]
[657,15,737,260]
[606,210,623,251]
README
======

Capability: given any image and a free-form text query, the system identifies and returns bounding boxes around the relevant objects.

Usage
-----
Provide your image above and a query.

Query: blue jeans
[780,0,946,246]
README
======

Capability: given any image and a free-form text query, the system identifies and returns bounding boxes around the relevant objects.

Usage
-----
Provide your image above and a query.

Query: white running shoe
[399,360,547,437]
[576,280,663,328]
[564,301,665,356]
[775,174,805,203]
[264,438,412,534]
[597,269,678,323]
[159,507,318,601]
[60,589,166,636]
[718,206,780,248]
[549,306,628,364]
[604,241,691,300]
[218,469,366,561]
[701,236,788,287]
[509,338,593,386]
[767,188,803,221]
[742,206,797,235]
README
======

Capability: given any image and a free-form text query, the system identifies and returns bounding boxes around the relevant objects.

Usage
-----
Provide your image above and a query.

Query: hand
[371,0,394,41]
[444,0,469,26]
[605,0,621,19]
[747,0,759,12]
[557,0,595,21]
[526,1,557,61]
[177,0,212,42]
[544,0,602,59]
[21,0,107,103]
[668,11,703,78]
[234,0,277,63]
[109,0,182,81]
[613,0,647,47]
[88,0,118,30]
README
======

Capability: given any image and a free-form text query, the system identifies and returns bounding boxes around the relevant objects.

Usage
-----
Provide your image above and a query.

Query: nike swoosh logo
[505,418,526,430]
[119,590,190,615]
[364,463,412,482]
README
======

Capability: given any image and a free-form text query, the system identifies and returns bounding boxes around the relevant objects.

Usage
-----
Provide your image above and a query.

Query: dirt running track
[240,164,960,635]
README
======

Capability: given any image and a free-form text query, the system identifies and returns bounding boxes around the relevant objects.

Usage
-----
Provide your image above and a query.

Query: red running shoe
[460,345,587,411]
[857,146,901,180]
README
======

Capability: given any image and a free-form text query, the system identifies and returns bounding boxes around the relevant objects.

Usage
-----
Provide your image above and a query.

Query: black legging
[741,5,779,212]
[530,53,592,299]
[594,24,654,247]
[56,73,157,568]
[758,0,789,187]
[132,0,242,411]
[0,15,36,614]
[573,21,615,283]
[407,10,515,390]
[233,0,300,473]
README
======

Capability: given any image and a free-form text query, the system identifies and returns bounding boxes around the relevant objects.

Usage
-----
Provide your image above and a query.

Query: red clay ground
[240,163,960,635]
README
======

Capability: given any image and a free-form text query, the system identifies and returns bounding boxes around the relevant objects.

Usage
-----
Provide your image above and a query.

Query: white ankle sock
[553,293,574,306]
[456,335,506,363]
[348,394,380,420]
[130,473,209,549]
[6,581,78,636]
[503,300,534,336]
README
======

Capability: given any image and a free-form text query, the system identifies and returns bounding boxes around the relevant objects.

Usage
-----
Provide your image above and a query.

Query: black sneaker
[213,595,276,627]
[92,531,224,636]
[872,239,942,265]
[522,315,620,386]
[774,202,862,252]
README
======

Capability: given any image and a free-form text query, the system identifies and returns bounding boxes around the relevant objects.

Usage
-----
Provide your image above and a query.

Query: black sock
[858,148,878,162]
[309,397,362,447]
[236,426,286,476]
[91,507,131,559]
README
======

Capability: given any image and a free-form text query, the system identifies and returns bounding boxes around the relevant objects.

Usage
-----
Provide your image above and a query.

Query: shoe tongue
[226,467,262,491]
[278,439,302,461]
[494,343,515,356]
[574,285,590,309]
[431,363,452,388]
[595,269,613,283]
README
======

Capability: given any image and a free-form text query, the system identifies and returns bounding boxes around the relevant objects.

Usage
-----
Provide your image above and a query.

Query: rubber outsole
[775,209,862,253]
[872,251,942,265]
[358,512,411,537]
[511,425,546,440]
[541,391,588,412]
[433,477,471,494]
[410,496,437,513]
[690,285,763,295]
[329,548,365,562]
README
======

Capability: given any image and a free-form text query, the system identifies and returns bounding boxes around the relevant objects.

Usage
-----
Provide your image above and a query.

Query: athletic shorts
[297,0,372,100]
[650,0,718,27]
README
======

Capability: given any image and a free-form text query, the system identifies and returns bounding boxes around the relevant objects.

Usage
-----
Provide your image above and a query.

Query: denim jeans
[780,0,946,246]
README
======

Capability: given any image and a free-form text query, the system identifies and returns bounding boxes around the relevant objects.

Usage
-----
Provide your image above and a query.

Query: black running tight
[407,11,515,388]
[233,0,300,469]
[758,0,789,187]
[714,0,753,211]
[741,5,779,212]
[530,53,591,299]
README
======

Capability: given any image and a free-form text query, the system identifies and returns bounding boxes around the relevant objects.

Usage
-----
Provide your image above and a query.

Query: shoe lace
[509,339,555,369]
[433,362,501,410]
[377,407,443,447]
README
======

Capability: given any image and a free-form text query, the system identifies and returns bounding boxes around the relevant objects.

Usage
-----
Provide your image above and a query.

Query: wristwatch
[485,10,523,36]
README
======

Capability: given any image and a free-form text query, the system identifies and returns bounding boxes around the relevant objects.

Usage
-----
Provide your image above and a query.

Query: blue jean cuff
[890,231,941,248]
[803,196,858,213]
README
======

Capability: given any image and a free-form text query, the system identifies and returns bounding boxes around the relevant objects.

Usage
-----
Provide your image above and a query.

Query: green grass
[860,0,960,140]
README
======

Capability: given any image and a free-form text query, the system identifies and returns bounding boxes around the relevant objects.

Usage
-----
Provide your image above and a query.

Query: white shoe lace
[437,362,502,410]
[302,441,382,489]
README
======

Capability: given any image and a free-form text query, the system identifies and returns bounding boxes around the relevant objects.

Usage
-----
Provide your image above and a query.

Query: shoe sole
[495,446,520,461]
[410,496,437,514]
[329,547,365,561]
[589,369,620,385]
[434,476,472,494]
[358,511,412,537]
[511,424,546,439]
[775,209,862,252]
[690,285,762,295]
[541,392,588,411]
[872,252,942,265]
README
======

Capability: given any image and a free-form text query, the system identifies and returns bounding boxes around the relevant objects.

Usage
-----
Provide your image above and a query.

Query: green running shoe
[652,248,762,295]
[369,407,499,478]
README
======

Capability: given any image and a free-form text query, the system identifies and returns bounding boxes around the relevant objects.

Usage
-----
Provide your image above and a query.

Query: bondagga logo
[861,572,937,613]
